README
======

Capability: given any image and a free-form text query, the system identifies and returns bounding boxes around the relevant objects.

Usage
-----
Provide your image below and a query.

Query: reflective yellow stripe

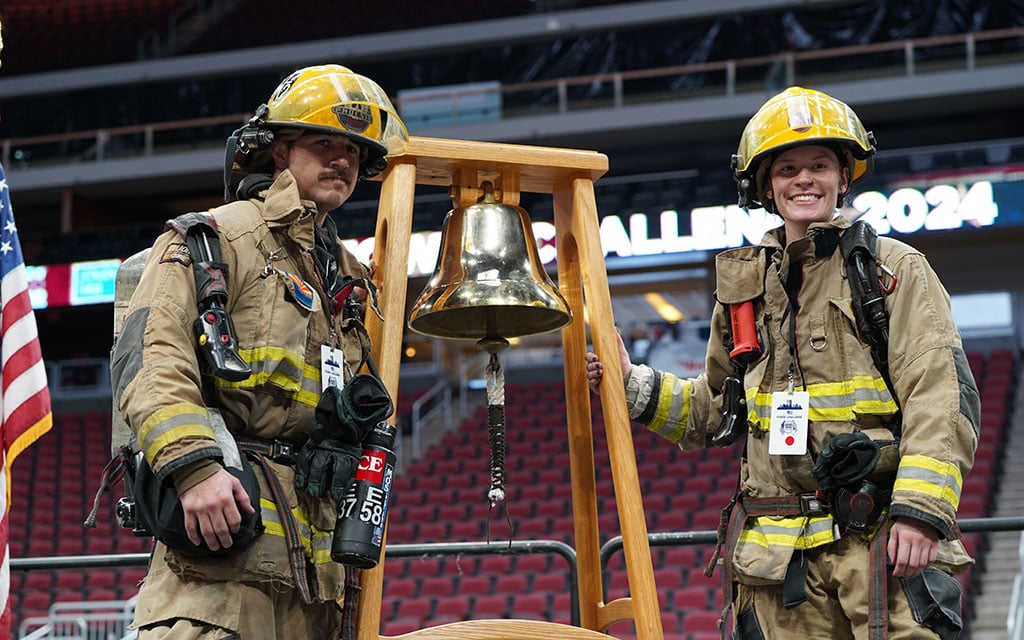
[648,374,690,443]
[215,346,321,408]
[895,455,963,509]
[749,375,897,431]
[258,497,336,565]
[138,403,215,463]
[740,515,835,550]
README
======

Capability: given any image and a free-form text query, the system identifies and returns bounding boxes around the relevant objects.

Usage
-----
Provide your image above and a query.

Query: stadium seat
[471,593,510,618]
[516,592,550,619]
[433,595,471,619]
[493,574,529,594]
[420,575,457,598]
[394,598,432,622]
[456,574,493,595]
[384,576,418,599]
[531,571,569,593]
[671,586,714,611]
[681,610,722,634]
[381,618,421,635]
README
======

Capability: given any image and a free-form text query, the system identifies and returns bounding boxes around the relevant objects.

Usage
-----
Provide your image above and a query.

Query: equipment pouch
[732,518,796,585]
[900,567,963,640]
[132,408,264,556]
[133,452,264,557]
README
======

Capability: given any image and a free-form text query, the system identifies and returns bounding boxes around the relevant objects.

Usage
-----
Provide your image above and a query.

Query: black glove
[294,429,362,503]
[811,432,881,494]
[294,376,394,502]
[336,373,394,435]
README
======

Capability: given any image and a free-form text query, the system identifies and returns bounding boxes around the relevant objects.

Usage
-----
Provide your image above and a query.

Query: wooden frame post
[360,136,663,640]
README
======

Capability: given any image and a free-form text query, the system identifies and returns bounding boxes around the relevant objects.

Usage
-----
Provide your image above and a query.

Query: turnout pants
[733,533,961,640]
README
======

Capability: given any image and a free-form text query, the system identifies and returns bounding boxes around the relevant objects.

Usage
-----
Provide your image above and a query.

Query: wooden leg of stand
[359,159,418,640]
[558,177,663,640]
[554,182,604,633]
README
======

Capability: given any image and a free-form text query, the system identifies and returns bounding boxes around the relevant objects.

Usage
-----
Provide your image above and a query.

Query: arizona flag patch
[160,242,192,266]
[282,271,315,310]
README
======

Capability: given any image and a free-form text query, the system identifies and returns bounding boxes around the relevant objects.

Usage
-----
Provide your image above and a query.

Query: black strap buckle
[270,440,296,465]
[798,493,827,516]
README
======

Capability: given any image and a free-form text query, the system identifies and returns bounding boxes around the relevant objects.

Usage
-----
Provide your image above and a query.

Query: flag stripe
[0,164,53,638]
[4,356,48,420]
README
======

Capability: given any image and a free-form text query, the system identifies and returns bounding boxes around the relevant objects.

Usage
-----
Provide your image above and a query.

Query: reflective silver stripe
[894,455,963,509]
[748,377,897,431]
[742,515,836,550]
[138,402,215,462]
[216,346,321,407]
[647,372,691,443]
[258,498,335,564]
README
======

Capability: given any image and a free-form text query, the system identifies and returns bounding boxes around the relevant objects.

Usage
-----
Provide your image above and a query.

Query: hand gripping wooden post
[359,136,664,640]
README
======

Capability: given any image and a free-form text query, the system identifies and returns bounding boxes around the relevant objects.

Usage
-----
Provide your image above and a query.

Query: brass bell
[408,181,572,340]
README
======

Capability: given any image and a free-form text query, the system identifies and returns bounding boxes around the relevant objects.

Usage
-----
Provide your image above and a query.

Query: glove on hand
[294,377,393,502]
[811,431,881,494]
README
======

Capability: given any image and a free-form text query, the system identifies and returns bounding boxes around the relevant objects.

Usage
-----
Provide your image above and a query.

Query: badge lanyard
[769,265,810,456]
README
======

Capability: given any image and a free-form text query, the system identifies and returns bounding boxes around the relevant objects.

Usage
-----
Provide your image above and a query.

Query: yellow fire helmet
[732,86,876,210]
[228,64,409,186]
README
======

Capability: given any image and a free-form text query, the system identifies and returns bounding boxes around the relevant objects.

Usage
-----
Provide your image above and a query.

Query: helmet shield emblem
[333,104,372,133]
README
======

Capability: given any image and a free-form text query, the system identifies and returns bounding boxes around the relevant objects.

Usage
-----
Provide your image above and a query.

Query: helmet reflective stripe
[734,86,875,209]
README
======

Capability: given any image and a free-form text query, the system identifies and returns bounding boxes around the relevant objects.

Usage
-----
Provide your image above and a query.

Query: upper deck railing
[3,26,1022,169]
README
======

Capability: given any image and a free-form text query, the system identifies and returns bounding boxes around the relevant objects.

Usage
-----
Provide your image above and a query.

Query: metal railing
[12,516,1024,638]
[3,27,1022,170]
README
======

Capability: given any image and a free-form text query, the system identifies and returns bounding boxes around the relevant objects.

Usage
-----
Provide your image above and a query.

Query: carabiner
[877,261,897,294]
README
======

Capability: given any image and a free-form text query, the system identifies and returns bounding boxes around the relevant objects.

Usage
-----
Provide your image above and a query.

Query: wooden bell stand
[360,136,664,640]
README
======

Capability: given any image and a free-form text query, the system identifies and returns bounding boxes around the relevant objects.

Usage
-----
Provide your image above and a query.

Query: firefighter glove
[811,431,880,494]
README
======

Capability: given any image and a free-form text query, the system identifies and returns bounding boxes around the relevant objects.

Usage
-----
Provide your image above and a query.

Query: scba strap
[840,221,901,438]
[166,211,251,382]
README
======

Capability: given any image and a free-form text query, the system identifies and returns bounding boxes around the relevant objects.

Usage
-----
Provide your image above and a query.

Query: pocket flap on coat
[716,247,766,304]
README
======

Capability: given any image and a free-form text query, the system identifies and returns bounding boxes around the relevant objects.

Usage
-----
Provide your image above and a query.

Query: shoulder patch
[160,242,192,266]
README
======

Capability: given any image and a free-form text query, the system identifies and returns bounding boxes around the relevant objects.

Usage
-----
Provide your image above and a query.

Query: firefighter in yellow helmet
[586,87,978,639]
[112,64,408,639]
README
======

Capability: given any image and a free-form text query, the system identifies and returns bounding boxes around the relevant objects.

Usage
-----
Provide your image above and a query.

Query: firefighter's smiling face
[273,132,362,220]
[765,144,850,244]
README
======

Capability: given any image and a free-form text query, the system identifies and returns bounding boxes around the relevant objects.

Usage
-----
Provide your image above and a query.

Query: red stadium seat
[433,595,471,619]
[681,610,722,634]
[471,594,509,618]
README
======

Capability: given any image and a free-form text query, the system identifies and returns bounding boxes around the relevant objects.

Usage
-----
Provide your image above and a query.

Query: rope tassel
[482,348,514,544]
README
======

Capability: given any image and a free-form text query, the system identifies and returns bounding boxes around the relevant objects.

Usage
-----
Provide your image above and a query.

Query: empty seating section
[2,1,182,74]
[10,349,1017,638]
[9,407,152,629]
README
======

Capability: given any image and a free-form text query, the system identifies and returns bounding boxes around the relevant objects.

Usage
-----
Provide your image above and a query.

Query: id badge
[321,345,345,391]
[768,391,809,455]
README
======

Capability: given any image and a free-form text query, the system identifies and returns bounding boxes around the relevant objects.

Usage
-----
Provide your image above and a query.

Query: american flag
[0,162,53,637]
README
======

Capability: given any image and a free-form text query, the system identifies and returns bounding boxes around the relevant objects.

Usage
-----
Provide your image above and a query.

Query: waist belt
[236,435,311,604]
[236,436,298,465]
[707,492,889,640]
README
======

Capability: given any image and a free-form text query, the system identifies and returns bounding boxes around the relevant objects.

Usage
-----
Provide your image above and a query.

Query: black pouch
[132,451,264,557]
[735,608,765,640]
[900,567,963,640]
